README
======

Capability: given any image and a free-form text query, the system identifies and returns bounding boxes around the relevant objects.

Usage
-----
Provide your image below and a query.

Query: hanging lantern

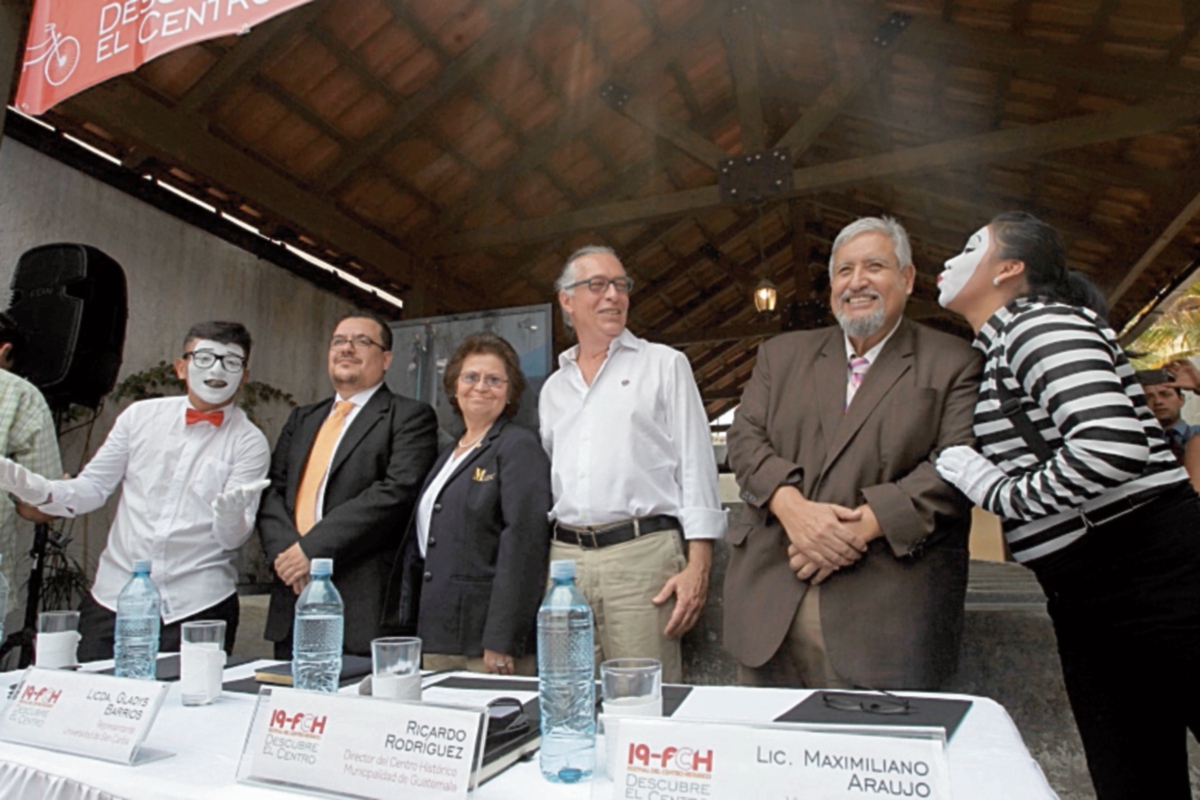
[753,277,778,315]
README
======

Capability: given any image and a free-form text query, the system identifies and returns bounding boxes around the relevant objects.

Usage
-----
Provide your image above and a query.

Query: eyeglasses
[821,689,911,716]
[564,276,635,294]
[459,372,508,389]
[184,350,245,372]
[330,335,386,351]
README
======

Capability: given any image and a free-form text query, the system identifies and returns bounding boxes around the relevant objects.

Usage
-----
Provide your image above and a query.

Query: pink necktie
[845,356,870,410]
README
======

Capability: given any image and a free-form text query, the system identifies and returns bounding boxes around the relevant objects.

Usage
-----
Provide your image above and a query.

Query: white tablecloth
[0,660,1058,799]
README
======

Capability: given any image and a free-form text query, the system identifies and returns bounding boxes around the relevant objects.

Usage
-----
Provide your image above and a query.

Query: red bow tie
[185,408,224,427]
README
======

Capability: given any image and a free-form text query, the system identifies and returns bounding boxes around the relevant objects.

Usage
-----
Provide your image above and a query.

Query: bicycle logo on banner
[23,23,81,88]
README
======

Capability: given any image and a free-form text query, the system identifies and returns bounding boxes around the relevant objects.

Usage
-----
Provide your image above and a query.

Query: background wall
[0,137,366,631]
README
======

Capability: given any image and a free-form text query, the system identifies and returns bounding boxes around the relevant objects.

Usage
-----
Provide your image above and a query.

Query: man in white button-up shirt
[0,321,271,660]
[540,246,726,682]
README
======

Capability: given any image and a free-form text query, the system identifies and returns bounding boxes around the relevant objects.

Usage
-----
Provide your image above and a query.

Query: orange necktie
[294,400,354,535]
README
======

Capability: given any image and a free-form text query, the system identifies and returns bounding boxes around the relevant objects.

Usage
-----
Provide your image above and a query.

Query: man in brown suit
[724,216,981,690]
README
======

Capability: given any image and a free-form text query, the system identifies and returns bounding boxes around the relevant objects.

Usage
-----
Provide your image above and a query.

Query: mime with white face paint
[0,321,271,660]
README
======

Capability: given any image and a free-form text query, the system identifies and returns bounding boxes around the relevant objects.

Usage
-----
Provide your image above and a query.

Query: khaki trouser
[550,528,687,683]
[737,584,853,689]
[422,652,537,677]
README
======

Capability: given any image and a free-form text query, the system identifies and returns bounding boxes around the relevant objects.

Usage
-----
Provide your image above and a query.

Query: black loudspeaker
[7,244,128,410]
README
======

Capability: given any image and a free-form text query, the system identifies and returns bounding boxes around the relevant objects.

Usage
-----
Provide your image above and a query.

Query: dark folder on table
[424,675,694,784]
[774,691,972,740]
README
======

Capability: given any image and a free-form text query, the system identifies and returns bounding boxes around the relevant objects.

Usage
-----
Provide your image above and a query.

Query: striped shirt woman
[972,297,1187,566]
[934,211,1200,800]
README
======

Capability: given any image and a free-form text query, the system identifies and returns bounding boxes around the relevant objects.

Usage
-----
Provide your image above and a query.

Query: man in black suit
[258,312,438,658]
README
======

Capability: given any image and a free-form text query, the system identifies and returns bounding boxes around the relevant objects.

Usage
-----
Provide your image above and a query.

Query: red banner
[14,0,316,116]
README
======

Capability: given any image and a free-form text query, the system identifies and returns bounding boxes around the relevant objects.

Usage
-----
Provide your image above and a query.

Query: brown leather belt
[551,514,680,550]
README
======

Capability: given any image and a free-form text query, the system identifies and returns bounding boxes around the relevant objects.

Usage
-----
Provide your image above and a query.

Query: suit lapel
[329,387,390,478]
[815,330,848,460]
[288,398,334,507]
[822,319,915,473]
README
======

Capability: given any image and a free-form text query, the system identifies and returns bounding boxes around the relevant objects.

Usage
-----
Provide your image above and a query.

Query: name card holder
[591,715,952,800]
[237,686,487,800]
[0,666,171,765]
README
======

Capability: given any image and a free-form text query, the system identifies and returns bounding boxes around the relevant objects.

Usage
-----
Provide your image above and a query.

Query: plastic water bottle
[114,559,161,680]
[0,554,9,645]
[293,558,343,693]
[538,559,595,783]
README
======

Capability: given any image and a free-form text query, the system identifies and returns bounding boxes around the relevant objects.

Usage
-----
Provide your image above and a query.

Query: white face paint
[187,339,244,407]
[938,226,990,308]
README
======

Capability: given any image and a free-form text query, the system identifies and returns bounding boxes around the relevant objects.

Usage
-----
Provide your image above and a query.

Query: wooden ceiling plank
[1108,185,1200,307]
[429,96,1200,254]
[724,2,767,151]
[772,53,885,159]
[66,81,426,295]
[424,0,731,237]
[907,16,1200,98]
[177,0,325,114]
[607,95,729,168]
[317,1,541,191]
[1166,5,1200,64]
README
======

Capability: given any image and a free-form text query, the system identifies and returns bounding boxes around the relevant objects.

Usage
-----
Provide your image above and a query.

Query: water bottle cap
[132,559,151,574]
[548,559,575,581]
[310,558,333,578]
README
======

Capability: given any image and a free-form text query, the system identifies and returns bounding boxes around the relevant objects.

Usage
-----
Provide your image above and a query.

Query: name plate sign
[0,666,169,764]
[604,716,952,800]
[238,687,486,800]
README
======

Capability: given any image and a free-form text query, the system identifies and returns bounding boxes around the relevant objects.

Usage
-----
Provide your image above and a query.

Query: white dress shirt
[415,446,473,557]
[539,328,726,540]
[843,317,903,407]
[312,382,384,525]
[41,396,270,623]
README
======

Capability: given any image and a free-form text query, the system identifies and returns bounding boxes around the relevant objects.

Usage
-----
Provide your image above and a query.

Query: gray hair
[555,245,619,295]
[828,216,913,277]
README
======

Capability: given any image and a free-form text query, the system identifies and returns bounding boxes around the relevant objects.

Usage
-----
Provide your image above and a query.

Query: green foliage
[111,361,296,424]
[1129,286,1200,370]
[112,361,184,401]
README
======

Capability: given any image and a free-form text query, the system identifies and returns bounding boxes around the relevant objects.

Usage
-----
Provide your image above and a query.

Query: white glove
[0,455,51,506]
[936,445,1006,508]
[211,478,271,523]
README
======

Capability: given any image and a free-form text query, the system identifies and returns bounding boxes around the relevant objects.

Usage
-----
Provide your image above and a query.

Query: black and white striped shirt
[973,298,1187,565]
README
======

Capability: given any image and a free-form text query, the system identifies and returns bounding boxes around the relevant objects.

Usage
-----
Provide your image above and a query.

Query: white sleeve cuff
[678,507,728,540]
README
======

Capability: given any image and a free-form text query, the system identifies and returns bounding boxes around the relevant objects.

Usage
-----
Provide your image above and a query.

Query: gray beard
[835,303,886,339]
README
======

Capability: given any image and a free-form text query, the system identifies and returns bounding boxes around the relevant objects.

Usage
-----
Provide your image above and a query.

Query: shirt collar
[559,327,640,368]
[843,316,903,364]
[338,382,384,408]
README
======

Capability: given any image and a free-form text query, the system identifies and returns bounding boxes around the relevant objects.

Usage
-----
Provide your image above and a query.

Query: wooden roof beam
[316,0,544,192]
[429,96,1200,254]
[724,2,766,151]
[176,1,325,114]
[907,16,1200,98]
[64,81,443,304]
[423,0,731,238]
[1108,185,1200,308]
[772,16,925,160]
[603,91,729,168]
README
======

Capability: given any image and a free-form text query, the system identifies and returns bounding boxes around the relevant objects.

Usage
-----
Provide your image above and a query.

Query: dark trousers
[77,591,240,662]
[1034,484,1200,800]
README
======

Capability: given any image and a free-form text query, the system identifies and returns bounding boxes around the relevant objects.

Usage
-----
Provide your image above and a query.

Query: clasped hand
[770,486,869,585]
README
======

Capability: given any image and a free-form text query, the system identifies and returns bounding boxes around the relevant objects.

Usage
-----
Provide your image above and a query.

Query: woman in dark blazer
[382,334,550,675]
